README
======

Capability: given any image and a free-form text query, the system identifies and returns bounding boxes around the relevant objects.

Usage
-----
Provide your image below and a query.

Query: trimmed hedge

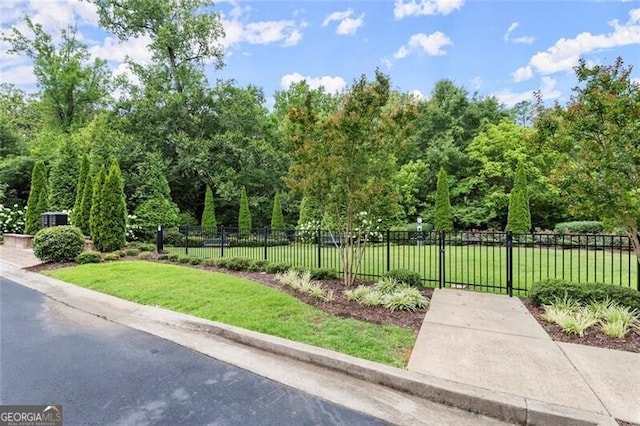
[383,269,423,288]
[75,251,102,264]
[33,226,84,262]
[554,221,604,234]
[529,279,640,311]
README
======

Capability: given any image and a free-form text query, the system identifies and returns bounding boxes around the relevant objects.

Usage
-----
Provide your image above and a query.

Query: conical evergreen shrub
[96,161,127,252]
[271,192,285,232]
[201,185,217,236]
[72,154,90,225]
[24,161,48,235]
[506,161,531,233]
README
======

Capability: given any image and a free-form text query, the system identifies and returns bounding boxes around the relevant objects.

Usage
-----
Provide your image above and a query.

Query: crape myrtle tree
[286,70,416,286]
[537,57,640,266]
[506,161,531,233]
[24,160,48,235]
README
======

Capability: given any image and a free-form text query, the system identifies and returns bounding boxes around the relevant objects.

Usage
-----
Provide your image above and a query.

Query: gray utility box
[41,212,69,227]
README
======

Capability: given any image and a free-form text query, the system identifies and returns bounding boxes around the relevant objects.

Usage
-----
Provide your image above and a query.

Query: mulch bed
[29,258,640,352]
[520,298,640,353]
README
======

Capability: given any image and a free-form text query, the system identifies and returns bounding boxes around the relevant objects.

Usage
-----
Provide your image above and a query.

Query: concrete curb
[0,262,618,426]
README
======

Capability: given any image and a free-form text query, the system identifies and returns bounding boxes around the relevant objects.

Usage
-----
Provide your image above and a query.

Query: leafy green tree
[271,193,285,231]
[96,161,127,251]
[0,155,35,207]
[201,185,217,235]
[238,186,252,235]
[48,138,79,211]
[76,172,93,236]
[72,154,90,224]
[89,166,106,246]
[24,160,48,234]
[131,151,171,207]
[506,161,531,233]
[465,119,565,229]
[395,160,430,222]
[286,71,415,285]
[0,119,23,157]
[3,17,111,132]
[434,168,453,232]
[538,57,640,263]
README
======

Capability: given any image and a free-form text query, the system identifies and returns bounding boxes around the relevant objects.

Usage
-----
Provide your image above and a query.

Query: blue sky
[1,0,639,108]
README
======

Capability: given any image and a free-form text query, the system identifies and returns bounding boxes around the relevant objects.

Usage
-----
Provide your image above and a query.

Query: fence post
[317,227,322,268]
[156,224,164,253]
[263,227,268,260]
[439,230,445,289]
[386,229,391,272]
[506,231,513,297]
[220,226,225,258]
[185,225,189,256]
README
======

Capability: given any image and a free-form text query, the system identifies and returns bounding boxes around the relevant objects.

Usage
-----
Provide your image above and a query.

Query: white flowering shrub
[296,219,321,244]
[126,214,144,242]
[0,204,26,234]
[352,211,383,243]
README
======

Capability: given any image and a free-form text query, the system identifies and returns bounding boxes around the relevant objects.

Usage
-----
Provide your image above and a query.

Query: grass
[44,261,416,367]
[168,243,638,294]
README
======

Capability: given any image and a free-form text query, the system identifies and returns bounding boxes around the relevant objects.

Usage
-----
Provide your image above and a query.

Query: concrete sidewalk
[0,245,42,268]
[408,289,640,425]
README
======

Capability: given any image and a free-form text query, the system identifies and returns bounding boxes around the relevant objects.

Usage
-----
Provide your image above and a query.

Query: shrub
[189,257,202,265]
[71,154,90,227]
[201,185,217,237]
[265,262,292,274]
[168,254,180,262]
[554,221,604,234]
[223,257,252,271]
[0,203,26,234]
[433,167,453,232]
[248,259,271,272]
[374,277,400,294]
[382,286,428,312]
[344,285,372,302]
[125,248,140,256]
[33,226,84,262]
[95,161,127,252]
[134,197,180,241]
[203,258,217,267]
[270,192,286,232]
[383,269,422,288]
[138,251,153,260]
[48,138,79,211]
[75,251,102,264]
[309,268,338,280]
[157,254,170,261]
[89,166,106,245]
[103,252,120,261]
[185,236,204,247]
[116,250,127,258]
[530,279,640,311]
[136,243,155,252]
[178,255,190,264]
[163,228,185,246]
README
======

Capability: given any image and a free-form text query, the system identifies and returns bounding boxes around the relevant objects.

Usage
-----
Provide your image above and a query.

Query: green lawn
[169,243,638,294]
[45,261,416,367]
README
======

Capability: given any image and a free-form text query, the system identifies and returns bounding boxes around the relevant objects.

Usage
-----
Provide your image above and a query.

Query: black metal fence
[157,226,639,296]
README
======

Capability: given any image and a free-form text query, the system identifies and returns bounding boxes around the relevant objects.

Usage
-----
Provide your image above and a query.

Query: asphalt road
[0,277,386,426]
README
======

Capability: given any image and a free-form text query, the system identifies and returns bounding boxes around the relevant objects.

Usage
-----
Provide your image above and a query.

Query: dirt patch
[520,298,640,353]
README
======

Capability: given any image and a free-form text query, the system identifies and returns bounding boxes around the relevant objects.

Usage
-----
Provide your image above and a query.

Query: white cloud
[492,76,561,107]
[393,32,453,59]
[280,72,346,93]
[89,35,154,64]
[394,0,464,19]
[516,8,640,78]
[504,22,535,44]
[0,64,37,85]
[409,89,427,100]
[470,76,483,90]
[222,17,306,48]
[323,9,364,35]
[512,66,533,82]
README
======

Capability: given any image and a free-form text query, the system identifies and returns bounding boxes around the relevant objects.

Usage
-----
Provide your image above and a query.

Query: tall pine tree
[48,138,79,211]
[506,161,531,233]
[271,192,285,232]
[89,166,106,247]
[238,186,252,235]
[24,161,48,235]
[72,154,90,225]
[434,167,453,232]
[97,161,126,251]
[201,185,217,236]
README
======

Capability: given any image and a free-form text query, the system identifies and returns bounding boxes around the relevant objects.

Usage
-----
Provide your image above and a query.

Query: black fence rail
[157,226,639,296]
